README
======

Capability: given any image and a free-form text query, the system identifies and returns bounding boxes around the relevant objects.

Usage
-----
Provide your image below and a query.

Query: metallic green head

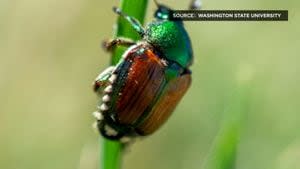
[144,5,193,68]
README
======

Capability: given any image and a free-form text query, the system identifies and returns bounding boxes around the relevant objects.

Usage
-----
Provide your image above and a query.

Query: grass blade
[203,68,253,169]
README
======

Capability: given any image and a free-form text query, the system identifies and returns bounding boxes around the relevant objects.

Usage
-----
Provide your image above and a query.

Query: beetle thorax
[144,21,193,68]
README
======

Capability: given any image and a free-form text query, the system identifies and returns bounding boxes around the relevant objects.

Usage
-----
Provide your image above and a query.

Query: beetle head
[153,0,172,20]
[153,0,202,20]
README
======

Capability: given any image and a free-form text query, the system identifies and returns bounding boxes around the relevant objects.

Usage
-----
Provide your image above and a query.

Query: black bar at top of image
[169,10,288,21]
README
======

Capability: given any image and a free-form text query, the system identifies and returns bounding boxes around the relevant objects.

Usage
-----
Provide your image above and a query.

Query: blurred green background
[0,0,299,169]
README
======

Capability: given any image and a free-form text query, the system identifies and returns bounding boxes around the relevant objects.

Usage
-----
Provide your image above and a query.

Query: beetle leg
[102,38,136,52]
[113,7,145,35]
[92,111,104,133]
[98,122,124,140]
[103,124,119,136]
[93,109,121,139]
[93,112,122,140]
[93,66,115,93]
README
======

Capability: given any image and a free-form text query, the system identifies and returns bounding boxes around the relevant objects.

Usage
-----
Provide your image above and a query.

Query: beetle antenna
[189,0,202,10]
[153,0,160,7]
[113,7,145,36]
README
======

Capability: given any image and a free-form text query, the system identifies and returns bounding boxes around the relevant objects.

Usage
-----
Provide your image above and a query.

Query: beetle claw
[104,124,119,137]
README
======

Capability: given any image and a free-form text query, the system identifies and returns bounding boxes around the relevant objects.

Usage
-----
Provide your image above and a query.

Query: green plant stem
[203,79,251,169]
[100,1,148,169]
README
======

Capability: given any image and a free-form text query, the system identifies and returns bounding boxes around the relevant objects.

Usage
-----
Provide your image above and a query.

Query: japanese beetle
[93,0,200,142]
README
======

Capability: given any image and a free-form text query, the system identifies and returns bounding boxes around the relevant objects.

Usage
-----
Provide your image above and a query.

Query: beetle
[92,0,200,142]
